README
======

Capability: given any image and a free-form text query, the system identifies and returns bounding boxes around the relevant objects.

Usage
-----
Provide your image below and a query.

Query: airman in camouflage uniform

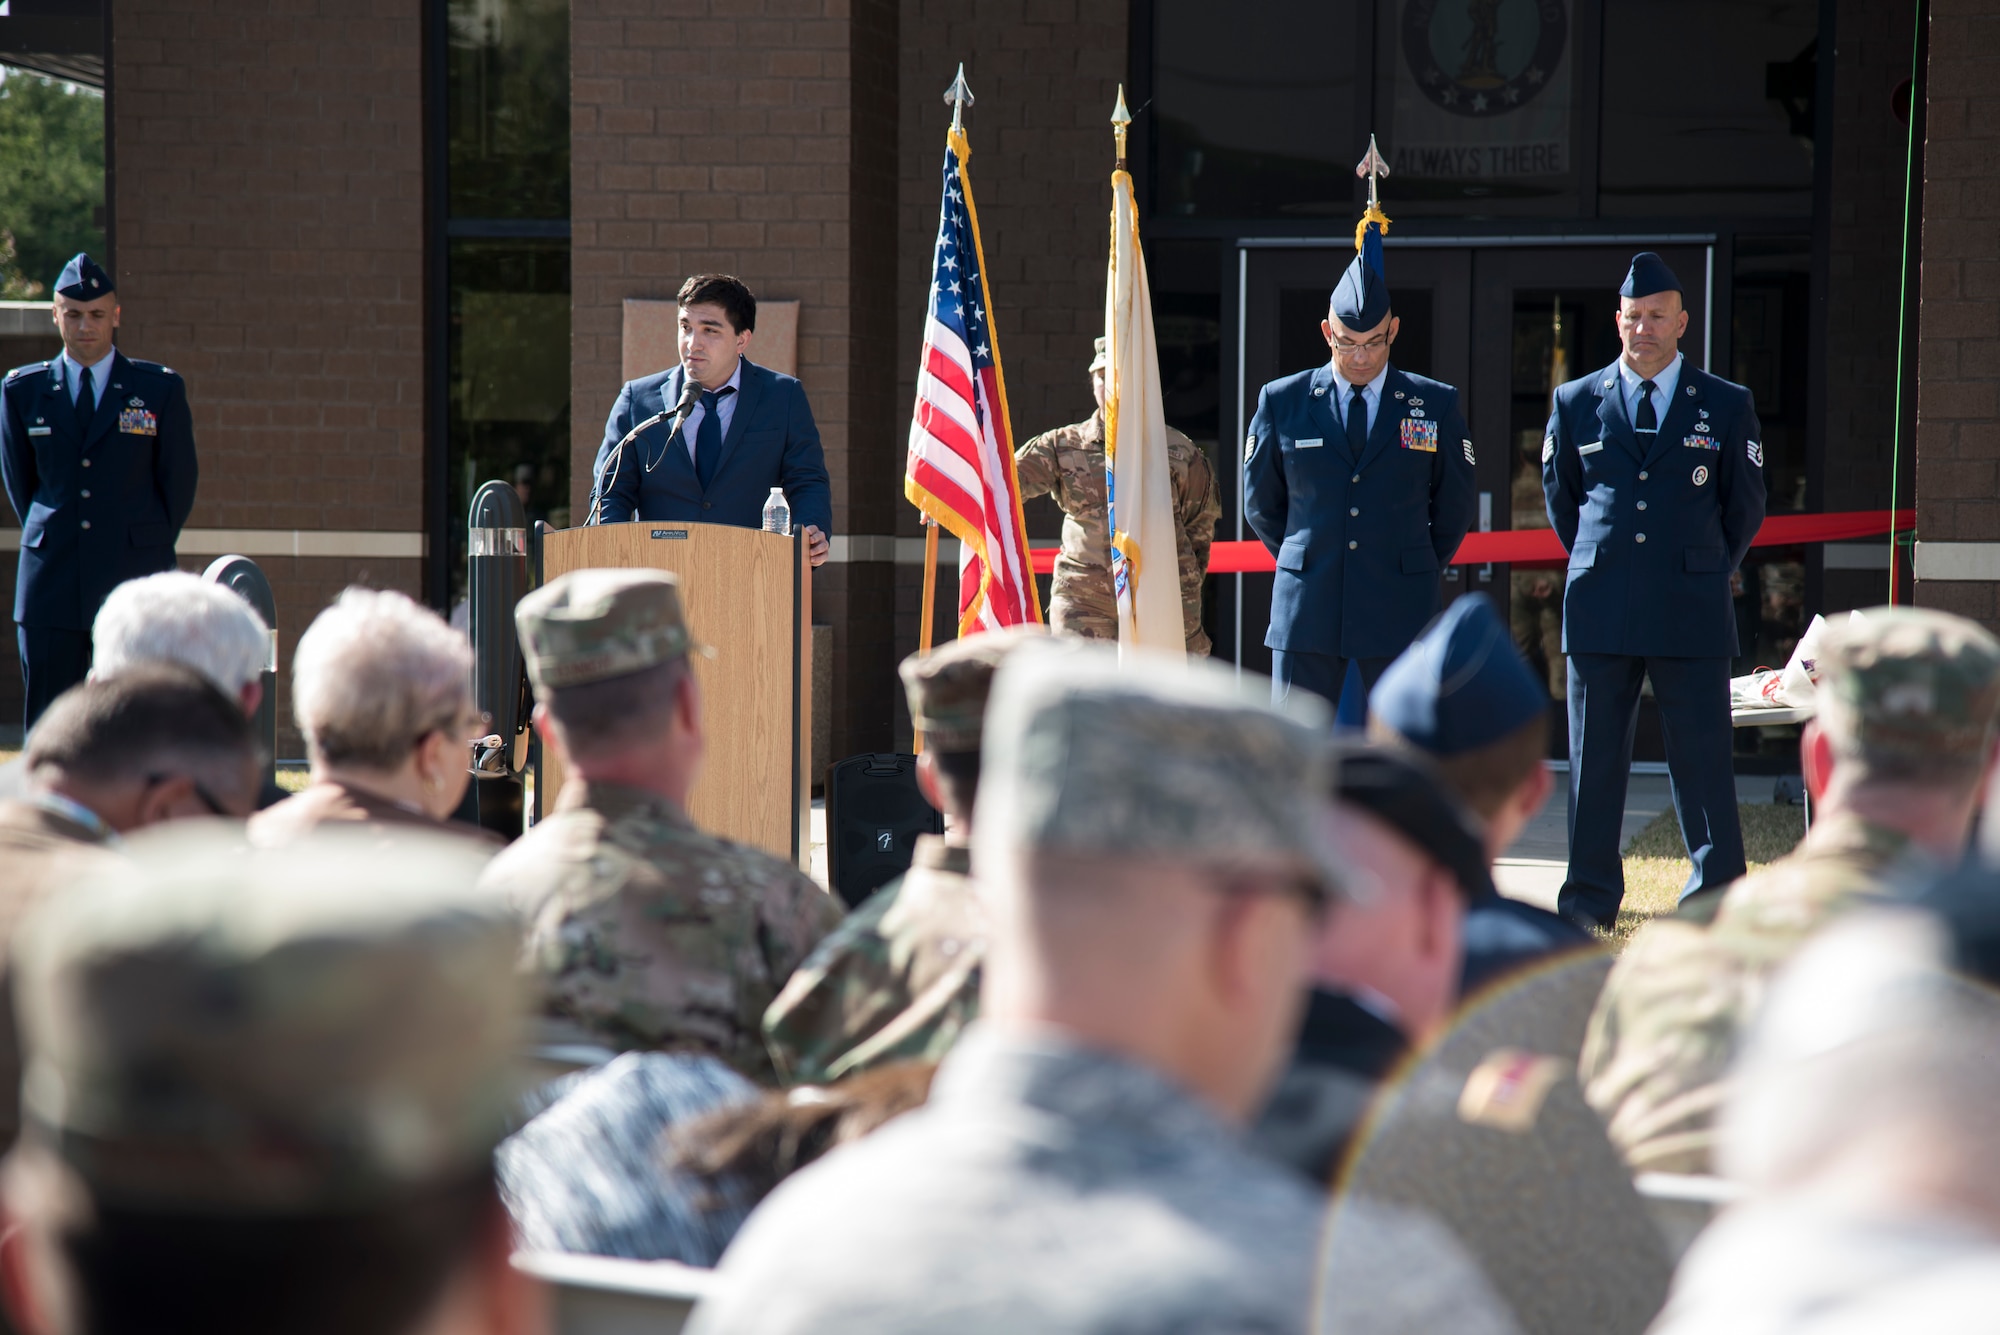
[481,569,842,1086]
[1014,337,1221,654]
[1581,606,2000,1175]
[695,646,1522,1335]
[763,630,1041,1085]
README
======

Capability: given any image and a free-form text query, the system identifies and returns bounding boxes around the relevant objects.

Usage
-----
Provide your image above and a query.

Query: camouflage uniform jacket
[690,1026,1522,1335]
[1014,410,1221,655]
[482,780,844,1085]
[763,835,983,1086]
[1580,812,1926,1175]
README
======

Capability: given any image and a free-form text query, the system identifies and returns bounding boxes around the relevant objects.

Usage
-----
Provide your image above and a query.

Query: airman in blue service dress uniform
[1543,252,1767,929]
[1,254,198,728]
[1245,253,1477,708]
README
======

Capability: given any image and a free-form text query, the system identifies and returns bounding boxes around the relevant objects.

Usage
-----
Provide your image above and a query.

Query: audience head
[0,827,540,1335]
[24,666,259,830]
[1806,608,2000,859]
[1720,901,2000,1233]
[974,644,1341,1122]
[1314,746,1489,1041]
[91,572,269,716]
[518,569,703,803]
[898,626,1046,833]
[1369,593,1552,859]
[293,588,478,821]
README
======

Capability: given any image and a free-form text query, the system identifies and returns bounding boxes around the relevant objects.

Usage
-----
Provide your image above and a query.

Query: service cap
[1815,606,2000,771]
[1370,594,1548,756]
[900,626,1046,753]
[1331,252,1391,332]
[54,252,113,301]
[516,567,699,694]
[976,643,1342,892]
[12,826,525,1213]
[1089,336,1109,374]
[1619,252,1683,300]
[1333,744,1493,902]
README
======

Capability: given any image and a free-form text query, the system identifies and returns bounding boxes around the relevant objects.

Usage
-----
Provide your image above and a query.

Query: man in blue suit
[1245,253,1477,708]
[590,274,832,566]
[1543,252,1767,929]
[2,253,199,728]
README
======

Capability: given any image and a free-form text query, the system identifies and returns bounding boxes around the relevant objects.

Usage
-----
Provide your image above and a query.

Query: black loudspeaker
[825,753,944,908]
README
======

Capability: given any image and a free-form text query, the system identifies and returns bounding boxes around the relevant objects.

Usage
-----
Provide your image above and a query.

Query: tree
[0,69,105,299]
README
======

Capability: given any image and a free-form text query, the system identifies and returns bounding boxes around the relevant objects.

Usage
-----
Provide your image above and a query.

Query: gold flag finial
[1111,84,1132,167]
[944,63,974,131]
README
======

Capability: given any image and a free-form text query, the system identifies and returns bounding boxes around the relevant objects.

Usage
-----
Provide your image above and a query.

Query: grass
[275,765,310,795]
[1609,803,1807,947]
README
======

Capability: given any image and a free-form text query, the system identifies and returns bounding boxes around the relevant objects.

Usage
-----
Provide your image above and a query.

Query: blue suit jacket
[590,358,833,537]
[1244,364,1477,658]
[2,352,198,630]
[1541,359,1766,658]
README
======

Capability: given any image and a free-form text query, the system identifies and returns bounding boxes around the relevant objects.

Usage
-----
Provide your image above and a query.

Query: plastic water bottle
[762,487,791,536]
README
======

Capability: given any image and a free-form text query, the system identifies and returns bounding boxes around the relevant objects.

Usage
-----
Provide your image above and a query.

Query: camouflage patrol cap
[516,567,697,693]
[12,825,526,1213]
[1817,606,2000,770]
[899,626,1047,752]
[976,642,1344,891]
[1089,336,1108,373]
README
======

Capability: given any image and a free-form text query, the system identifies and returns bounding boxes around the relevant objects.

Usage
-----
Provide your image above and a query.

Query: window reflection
[1599,0,1816,217]
[1152,0,1357,218]
[447,0,570,219]
[447,239,571,606]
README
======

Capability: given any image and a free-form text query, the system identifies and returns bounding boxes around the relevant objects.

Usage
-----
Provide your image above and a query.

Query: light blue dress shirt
[1329,363,1389,436]
[1618,352,1684,431]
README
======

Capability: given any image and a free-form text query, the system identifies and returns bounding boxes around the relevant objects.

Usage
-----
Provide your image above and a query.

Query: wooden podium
[535,521,811,869]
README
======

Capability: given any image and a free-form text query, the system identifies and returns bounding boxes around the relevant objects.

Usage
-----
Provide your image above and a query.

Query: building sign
[1390,0,1572,193]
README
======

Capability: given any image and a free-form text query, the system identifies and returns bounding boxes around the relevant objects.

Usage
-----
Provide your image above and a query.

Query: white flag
[1103,165,1184,657]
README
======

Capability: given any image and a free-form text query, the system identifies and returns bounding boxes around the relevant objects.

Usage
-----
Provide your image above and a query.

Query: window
[1151,0,1358,218]
[441,0,570,608]
[1598,0,1817,217]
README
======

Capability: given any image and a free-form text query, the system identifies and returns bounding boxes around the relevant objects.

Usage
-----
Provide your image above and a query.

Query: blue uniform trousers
[19,625,89,729]
[1560,653,1743,928]
[1272,649,1392,719]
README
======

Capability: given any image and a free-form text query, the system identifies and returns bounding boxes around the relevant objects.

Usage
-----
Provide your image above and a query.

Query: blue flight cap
[1619,251,1682,300]
[54,253,114,301]
[1369,593,1547,756]
[1330,252,1391,331]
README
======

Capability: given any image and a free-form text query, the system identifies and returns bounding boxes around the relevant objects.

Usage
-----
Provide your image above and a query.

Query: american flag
[904,127,1042,635]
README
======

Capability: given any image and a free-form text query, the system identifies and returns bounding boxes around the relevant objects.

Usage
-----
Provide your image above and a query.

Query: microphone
[587,375,707,525]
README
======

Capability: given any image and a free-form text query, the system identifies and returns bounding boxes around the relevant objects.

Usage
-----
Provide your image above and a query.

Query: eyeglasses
[145,772,237,818]
[1211,868,1332,918]
[1330,334,1393,358]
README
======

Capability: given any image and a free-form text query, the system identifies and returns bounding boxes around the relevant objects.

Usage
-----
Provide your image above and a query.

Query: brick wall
[110,0,427,749]
[1913,0,2000,626]
[570,0,903,759]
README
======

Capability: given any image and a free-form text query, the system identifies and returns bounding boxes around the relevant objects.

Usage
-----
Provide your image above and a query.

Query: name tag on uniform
[1295,437,1324,449]
[1683,434,1720,451]
[1399,419,1438,452]
[118,408,158,436]
[1578,440,1605,455]
[26,426,51,437]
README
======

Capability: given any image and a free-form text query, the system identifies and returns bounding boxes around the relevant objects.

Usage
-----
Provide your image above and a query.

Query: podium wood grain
[539,522,811,868]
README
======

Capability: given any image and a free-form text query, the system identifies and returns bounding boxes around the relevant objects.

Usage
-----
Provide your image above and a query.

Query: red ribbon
[1029,510,1914,577]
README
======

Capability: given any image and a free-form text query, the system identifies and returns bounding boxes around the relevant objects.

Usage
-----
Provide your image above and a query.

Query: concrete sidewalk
[1495,769,1799,911]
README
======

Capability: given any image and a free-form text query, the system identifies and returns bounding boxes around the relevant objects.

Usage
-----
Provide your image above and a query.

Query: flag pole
[912,65,975,753]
